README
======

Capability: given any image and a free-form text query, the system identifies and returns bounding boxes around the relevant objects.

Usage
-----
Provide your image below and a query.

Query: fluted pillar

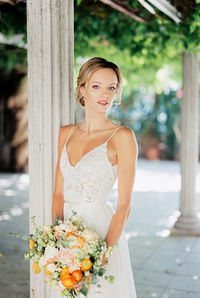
[27,0,74,297]
[171,52,200,235]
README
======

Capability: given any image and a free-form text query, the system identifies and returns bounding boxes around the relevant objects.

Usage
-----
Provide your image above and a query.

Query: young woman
[52,57,138,297]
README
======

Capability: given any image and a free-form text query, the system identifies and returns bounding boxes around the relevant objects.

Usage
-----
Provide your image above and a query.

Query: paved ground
[0,158,200,298]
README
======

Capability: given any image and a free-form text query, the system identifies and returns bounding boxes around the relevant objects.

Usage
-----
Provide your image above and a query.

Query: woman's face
[80,68,118,112]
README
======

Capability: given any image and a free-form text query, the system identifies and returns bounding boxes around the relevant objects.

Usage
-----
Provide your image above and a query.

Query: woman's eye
[92,85,116,90]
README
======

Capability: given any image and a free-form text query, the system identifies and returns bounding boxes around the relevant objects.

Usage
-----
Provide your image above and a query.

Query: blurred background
[0,1,200,297]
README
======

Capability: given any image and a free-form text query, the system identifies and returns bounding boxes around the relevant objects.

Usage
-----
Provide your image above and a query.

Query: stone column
[171,52,200,235]
[27,0,74,297]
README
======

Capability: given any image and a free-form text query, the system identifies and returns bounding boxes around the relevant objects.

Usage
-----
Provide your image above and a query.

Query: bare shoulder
[56,124,74,153]
[115,126,138,155]
[59,124,74,141]
[118,126,137,142]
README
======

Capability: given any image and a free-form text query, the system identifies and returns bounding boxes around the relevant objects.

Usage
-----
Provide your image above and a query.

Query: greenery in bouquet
[9,210,118,297]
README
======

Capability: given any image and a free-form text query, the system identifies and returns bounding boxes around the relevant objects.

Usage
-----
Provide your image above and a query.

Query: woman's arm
[104,127,138,248]
[52,125,71,225]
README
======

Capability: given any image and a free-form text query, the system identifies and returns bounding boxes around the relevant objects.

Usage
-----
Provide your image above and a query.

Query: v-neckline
[65,140,109,168]
[63,125,123,168]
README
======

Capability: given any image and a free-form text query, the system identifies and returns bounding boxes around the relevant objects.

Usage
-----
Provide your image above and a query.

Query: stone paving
[0,158,200,298]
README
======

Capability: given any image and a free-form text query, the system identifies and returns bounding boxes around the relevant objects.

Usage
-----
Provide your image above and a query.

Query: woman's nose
[102,92,109,99]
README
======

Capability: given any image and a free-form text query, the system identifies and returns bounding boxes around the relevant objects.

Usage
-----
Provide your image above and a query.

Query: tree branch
[99,0,148,23]
[0,0,26,5]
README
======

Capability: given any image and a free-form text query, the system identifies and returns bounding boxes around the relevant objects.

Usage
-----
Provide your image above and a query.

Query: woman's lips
[97,101,109,106]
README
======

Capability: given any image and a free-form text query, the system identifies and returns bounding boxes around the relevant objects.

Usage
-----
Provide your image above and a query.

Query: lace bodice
[60,126,123,207]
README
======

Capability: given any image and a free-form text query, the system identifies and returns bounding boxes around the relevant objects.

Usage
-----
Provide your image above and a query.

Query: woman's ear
[80,85,86,97]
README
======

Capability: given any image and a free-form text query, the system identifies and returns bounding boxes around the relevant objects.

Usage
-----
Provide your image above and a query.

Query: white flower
[53,225,63,234]
[43,224,51,233]
[46,263,57,272]
[57,247,75,265]
[70,247,82,258]
[67,237,80,249]
[60,223,73,232]
[68,261,81,273]
[38,245,58,268]
[71,215,83,225]
[44,244,58,260]
[54,222,75,234]
[39,255,47,267]
[81,229,100,242]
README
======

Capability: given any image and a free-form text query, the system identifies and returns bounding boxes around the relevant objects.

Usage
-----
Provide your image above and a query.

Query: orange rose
[81,259,92,271]
[71,270,83,282]
[77,236,85,246]
[65,232,77,238]
[61,275,76,289]
[60,266,71,281]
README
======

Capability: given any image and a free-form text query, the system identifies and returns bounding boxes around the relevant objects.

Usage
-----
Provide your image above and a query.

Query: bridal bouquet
[9,211,118,297]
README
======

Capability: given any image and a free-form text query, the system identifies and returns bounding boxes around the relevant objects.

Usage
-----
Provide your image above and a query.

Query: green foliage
[79,283,89,296]
[1,1,200,73]
[0,4,27,70]
[53,212,61,226]
[0,4,27,42]
[74,0,200,58]
[73,0,199,101]
[9,231,29,240]
[0,43,27,71]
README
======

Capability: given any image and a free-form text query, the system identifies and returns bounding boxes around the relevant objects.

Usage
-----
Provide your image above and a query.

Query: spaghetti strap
[106,126,124,143]
[65,125,74,145]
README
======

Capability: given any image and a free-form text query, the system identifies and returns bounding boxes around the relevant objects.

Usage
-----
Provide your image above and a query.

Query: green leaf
[98,267,105,276]
[91,275,98,285]
[80,283,88,296]
[9,232,29,240]
[77,0,83,5]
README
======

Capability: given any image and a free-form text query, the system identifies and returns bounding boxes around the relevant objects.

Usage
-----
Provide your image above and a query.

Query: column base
[170,213,200,236]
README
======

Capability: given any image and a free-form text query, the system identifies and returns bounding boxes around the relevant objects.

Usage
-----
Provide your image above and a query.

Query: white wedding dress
[51,125,137,298]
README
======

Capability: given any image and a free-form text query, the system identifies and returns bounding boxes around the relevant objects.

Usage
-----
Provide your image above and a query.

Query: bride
[51,57,138,297]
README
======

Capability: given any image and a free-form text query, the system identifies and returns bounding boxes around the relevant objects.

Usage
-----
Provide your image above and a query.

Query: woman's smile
[97,100,109,106]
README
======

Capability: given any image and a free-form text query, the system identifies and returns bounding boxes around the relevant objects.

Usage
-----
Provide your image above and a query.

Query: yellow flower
[32,261,41,274]
[29,239,36,251]
[81,259,92,271]
[44,265,52,275]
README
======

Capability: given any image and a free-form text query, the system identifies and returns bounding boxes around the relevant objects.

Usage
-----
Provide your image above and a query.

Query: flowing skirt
[49,201,137,298]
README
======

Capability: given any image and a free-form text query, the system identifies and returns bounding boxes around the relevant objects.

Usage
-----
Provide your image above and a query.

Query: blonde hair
[76,57,122,108]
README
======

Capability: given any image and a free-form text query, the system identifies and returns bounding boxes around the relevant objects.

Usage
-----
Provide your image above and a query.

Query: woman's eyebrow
[92,81,117,85]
